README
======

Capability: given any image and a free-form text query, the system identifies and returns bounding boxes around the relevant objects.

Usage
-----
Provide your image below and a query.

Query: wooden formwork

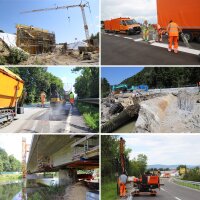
[16,24,56,55]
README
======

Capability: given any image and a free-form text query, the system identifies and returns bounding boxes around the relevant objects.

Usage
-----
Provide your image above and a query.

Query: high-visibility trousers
[168,36,178,50]
[70,98,74,104]
[120,183,126,197]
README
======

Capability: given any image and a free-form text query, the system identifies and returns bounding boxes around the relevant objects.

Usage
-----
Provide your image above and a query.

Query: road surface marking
[123,37,133,40]
[160,188,166,191]
[114,35,120,37]
[108,34,113,36]
[151,42,200,55]
[175,197,182,200]
[134,38,143,42]
[65,107,72,133]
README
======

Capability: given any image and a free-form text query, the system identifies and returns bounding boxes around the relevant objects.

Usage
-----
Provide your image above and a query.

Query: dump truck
[104,17,141,35]
[0,67,24,127]
[157,0,200,42]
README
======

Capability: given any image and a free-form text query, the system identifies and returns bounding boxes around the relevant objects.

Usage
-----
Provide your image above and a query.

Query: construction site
[0,134,99,200]
[101,0,200,65]
[0,1,99,65]
[101,67,200,133]
[101,135,200,200]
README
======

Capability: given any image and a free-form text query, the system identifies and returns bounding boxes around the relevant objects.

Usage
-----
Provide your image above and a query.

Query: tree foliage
[0,148,21,172]
[101,136,148,182]
[101,78,110,98]
[121,67,200,89]
[73,67,99,98]
[183,167,200,182]
[9,67,64,104]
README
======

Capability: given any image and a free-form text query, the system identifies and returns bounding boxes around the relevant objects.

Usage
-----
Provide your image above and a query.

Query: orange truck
[157,0,200,42]
[104,17,141,35]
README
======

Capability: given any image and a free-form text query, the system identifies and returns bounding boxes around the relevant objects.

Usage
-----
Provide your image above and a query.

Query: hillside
[121,67,200,89]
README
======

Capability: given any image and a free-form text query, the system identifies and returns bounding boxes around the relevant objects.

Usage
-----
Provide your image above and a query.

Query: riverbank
[0,174,22,184]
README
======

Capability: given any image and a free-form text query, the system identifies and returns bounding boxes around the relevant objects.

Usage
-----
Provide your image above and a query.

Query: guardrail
[173,178,200,190]
[77,98,99,105]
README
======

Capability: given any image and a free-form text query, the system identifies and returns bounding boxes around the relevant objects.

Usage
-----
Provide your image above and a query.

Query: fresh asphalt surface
[0,103,91,133]
[101,33,200,65]
[122,178,200,200]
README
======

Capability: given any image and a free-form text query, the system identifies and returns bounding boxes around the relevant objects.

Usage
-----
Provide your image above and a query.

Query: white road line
[114,35,120,37]
[175,197,182,200]
[134,38,143,42]
[160,188,166,191]
[65,107,72,133]
[151,42,200,55]
[123,37,133,40]
[108,34,113,36]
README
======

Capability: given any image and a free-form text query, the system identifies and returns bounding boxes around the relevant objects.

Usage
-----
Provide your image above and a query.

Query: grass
[174,179,200,190]
[77,102,99,132]
[102,181,118,200]
[0,174,22,183]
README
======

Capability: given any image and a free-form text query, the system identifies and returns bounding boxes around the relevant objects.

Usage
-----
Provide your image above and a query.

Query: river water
[112,120,136,133]
[0,181,22,200]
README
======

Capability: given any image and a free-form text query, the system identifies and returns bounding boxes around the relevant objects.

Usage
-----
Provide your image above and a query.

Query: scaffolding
[16,24,56,55]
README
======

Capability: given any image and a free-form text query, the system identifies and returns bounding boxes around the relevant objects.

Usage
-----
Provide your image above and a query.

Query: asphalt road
[122,178,200,200]
[0,103,91,133]
[101,33,200,65]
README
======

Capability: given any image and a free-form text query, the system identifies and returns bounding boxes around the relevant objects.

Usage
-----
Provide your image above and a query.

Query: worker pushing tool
[69,91,75,107]
[142,20,150,42]
[40,91,46,108]
[167,20,182,53]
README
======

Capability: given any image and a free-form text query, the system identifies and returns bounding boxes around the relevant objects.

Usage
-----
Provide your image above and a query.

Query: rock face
[135,91,200,133]
[135,94,175,133]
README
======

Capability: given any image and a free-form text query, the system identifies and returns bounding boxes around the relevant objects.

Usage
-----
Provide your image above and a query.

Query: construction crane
[21,1,90,42]
[22,138,30,179]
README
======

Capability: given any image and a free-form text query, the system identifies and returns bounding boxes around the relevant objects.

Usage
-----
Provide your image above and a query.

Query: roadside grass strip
[173,179,200,191]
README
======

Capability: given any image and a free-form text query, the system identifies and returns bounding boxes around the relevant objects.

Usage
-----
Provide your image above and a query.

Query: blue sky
[121,135,200,166]
[101,67,144,85]
[47,66,81,94]
[0,0,99,43]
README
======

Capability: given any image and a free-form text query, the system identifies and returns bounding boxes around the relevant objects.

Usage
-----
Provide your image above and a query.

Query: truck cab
[120,19,141,35]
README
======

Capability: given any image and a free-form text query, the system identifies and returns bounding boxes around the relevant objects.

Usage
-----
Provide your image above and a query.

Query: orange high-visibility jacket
[167,22,179,36]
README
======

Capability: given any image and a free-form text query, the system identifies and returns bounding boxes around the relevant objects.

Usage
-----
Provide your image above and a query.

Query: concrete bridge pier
[59,169,77,186]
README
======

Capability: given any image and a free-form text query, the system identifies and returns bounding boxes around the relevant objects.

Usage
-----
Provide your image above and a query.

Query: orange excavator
[117,137,160,197]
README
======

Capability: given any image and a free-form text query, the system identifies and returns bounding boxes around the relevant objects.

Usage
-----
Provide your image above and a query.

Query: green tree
[73,67,99,98]
[101,78,110,98]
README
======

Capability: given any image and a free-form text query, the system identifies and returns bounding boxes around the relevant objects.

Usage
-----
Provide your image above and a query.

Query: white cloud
[122,135,200,166]
[101,0,157,23]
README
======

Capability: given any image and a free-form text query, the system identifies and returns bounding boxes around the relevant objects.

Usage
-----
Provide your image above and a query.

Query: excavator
[116,137,160,198]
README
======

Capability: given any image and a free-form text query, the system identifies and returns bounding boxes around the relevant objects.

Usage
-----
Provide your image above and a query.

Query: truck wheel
[127,30,131,35]
[183,32,193,42]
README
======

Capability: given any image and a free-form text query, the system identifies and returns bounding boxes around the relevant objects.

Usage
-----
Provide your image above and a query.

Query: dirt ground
[64,181,89,200]
[19,49,99,65]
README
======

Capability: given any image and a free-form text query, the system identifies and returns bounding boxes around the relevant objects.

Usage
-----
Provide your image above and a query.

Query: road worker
[40,91,46,108]
[118,172,128,197]
[153,24,163,42]
[167,20,181,53]
[142,20,150,42]
[69,91,75,107]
